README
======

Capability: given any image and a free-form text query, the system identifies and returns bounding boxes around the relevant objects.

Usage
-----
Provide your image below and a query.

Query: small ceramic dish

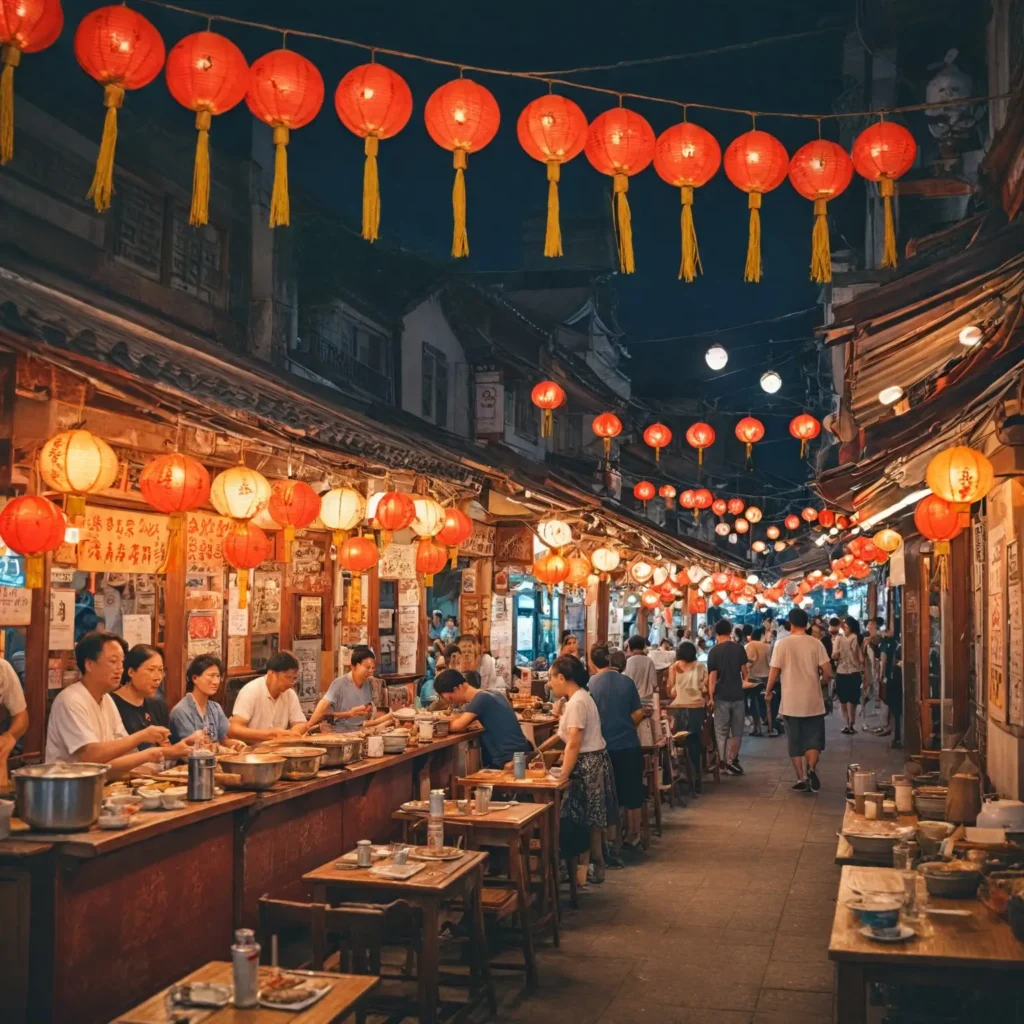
[846,897,903,932]
[136,788,162,811]
[97,813,130,830]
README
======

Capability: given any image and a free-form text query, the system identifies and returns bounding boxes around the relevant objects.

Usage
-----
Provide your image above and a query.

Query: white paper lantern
[411,497,445,537]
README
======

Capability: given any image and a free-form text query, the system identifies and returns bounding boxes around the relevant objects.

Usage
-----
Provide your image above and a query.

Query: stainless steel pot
[13,762,109,831]
[264,746,326,781]
[216,753,285,790]
[278,734,363,767]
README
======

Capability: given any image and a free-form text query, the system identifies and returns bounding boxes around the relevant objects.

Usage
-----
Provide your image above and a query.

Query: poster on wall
[252,572,282,634]
[397,579,419,607]
[988,524,1007,721]
[494,525,533,566]
[48,589,75,650]
[490,594,513,681]
[378,542,416,580]
[78,507,170,574]
[290,535,331,593]
[461,520,496,558]
[299,596,322,637]
[1008,539,1023,726]
[292,638,322,711]
[0,585,30,626]
[184,512,233,574]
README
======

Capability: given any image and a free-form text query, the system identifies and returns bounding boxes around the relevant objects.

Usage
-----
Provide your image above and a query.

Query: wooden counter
[2,733,474,1024]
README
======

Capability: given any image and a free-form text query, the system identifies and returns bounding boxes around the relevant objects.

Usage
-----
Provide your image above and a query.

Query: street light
[705,344,728,371]
[760,370,782,394]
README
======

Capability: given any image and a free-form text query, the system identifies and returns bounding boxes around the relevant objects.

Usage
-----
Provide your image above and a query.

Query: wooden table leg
[834,963,865,1024]
[542,809,560,947]
[417,897,441,1024]
[508,835,538,990]
[469,866,497,1016]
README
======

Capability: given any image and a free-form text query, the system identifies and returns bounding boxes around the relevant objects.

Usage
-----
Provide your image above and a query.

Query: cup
[392,846,409,866]
[356,840,373,868]
[456,799,469,814]
[418,719,434,742]
[367,735,384,758]
[474,785,493,814]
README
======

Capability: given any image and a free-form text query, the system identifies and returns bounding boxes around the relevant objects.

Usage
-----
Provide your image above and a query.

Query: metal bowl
[382,731,409,754]
[297,734,364,766]
[919,861,982,898]
[261,746,326,781]
[914,787,949,821]
[13,762,109,831]
[216,753,285,790]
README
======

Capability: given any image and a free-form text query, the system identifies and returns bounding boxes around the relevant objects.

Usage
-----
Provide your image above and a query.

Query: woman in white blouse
[668,641,709,788]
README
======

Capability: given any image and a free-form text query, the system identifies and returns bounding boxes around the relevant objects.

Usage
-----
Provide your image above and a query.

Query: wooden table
[835,804,918,865]
[109,960,378,1023]
[303,850,495,1024]
[393,802,557,987]
[829,866,1024,1024]
[516,714,558,748]
[455,769,576,907]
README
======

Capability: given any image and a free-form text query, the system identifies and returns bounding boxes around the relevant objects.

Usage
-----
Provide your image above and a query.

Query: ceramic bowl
[913,786,949,821]
[136,788,162,811]
[919,861,982,898]
[847,897,902,932]
[916,821,956,857]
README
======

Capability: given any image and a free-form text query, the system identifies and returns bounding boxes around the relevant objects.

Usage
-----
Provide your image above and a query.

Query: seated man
[45,632,193,776]
[433,668,532,769]
[306,645,392,733]
[229,651,308,744]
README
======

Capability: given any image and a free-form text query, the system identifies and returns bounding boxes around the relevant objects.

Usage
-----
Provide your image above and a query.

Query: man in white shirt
[45,632,188,775]
[0,656,28,782]
[229,651,308,744]
[765,608,833,793]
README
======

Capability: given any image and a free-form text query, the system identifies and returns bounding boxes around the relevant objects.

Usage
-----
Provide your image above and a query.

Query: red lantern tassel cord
[744,192,762,283]
[545,160,562,258]
[0,45,20,166]
[679,185,702,282]
[880,178,897,269]
[270,125,290,227]
[362,134,380,242]
[810,198,831,284]
[190,110,212,227]
[87,83,125,213]
[452,148,469,258]
[612,173,635,274]
[745,441,754,471]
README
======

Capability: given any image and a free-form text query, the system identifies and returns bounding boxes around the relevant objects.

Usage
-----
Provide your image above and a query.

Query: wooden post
[901,538,923,756]
[946,530,972,738]
[0,352,15,493]
[23,553,52,759]
[596,579,610,645]
[163,521,186,709]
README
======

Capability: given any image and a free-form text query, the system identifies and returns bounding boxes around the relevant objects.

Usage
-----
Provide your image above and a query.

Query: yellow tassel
[362,134,380,242]
[880,177,897,268]
[236,569,249,610]
[190,110,212,227]
[452,148,469,258]
[800,439,808,459]
[545,160,562,258]
[810,198,832,283]
[87,83,125,213]
[347,571,363,624]
[269,125,290,228]
[612,173,635,274]
[744,191,762,283]
[283,524,295,563]
[679,185,702,282]
[0,47,20,166]
[542,408,553,438]
[25,554,42,589]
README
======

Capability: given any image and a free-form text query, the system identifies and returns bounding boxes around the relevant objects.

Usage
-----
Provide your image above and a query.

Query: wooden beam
[162,522,186,709]
[23,554,52,760]
[0,352,15,493]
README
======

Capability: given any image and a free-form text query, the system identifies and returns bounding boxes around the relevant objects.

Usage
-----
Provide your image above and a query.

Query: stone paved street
[495,707,906,1024]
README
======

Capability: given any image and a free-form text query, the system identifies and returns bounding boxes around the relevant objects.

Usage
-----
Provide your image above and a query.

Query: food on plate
[261,970,305,991]
[261,986,320,1004]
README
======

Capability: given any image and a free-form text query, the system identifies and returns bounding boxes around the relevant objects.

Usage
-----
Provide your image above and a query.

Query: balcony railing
[292,333,394,405]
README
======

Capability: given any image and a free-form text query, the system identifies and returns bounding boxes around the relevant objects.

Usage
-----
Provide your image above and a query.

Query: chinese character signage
[185,511,233,574]
[474,371,504,439]
[78,506,170,574]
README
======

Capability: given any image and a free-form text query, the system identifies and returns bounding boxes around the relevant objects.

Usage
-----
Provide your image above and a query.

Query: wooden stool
[672,730,696,797]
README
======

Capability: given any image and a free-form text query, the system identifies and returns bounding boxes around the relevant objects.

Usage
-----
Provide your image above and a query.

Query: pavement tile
[762,959,836,992]
[756,987,835,1015]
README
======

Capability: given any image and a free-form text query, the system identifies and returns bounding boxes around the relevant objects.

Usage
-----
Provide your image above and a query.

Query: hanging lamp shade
[689,594,707,614]
[873,528,902,553]
[0,494,64,587]
[734,416,765,469]
[39,428,119,518]
[334,62,412,242]
[633,480,655,505]
[784,514,800,531]
[424,77,500,258]
[859,539,881,563]
[436,506,473,566]
[140,452,210,573]
[636,588,657,611]
[801,507,818,523]
[565,554,591,588]
[818,509,835,528]
[715,522,730,536]
[530,380,565,439]
[685,421,715,466]
[851,121,916,269]
[914,494,961,542]
[0,0,63,165]
[787,139,854,283]
[925,445,994,512]
[752,540,766,553]
[533,551,570,589]
[734,517,749,534]
[711,498,727,516]
[659,484,677,509]
[592,411,622,469]
[222,521,271,608]
[723,129,788,282]
[584,107,655,275]
[210,464,271,521]
[517,93,588,258]
[643,422,672,462]
[835,514,851,530]
[74,5,165,212]
[415,535,449,585]
[590,545,620,578]
[165,31,248,226]
[744,505,762,523]
[410,496,446,538]
[245,48,324,228]
[679,489,696,510]
[727,498,745,516]
[766,525,780,540]
[319,486,366,546]
[373,491,416,549]
[693,488,713,524]
[337,533,378,573]
[267,478,320,560]
[654,121,721,281]
[537,517,573,550]
[789,412,821,458]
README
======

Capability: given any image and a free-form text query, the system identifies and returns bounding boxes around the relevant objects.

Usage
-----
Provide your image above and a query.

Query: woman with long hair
[668,641,709,791]
[833,616,866,734]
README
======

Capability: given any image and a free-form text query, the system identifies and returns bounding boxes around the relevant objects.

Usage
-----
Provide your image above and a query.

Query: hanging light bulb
[728,532,738,544]
[760,370,782,394]
[815,534,827,547]
[705,344,728,371]
[879,385,904,406]
[746,573,759,584]
[774,540,787,552]
[959,325,982,347]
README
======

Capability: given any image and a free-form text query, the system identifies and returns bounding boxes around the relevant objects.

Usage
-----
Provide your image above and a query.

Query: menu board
[461,520,495,558]
[490,594,513,682]
[0,585,31,626]
[78,506,169,574]
[988,524,1007,720]
[1008,539,1023,726]
[185,512,233,574]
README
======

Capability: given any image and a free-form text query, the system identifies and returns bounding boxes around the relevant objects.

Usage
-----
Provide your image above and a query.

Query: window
[112,179,164,281]
[513,387,538,442]
[169,209,225,306]
[422,343,449,426]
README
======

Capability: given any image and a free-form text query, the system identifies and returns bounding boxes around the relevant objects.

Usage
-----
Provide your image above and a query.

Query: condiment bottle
[231,928,260,1008]
[864,792,884,820]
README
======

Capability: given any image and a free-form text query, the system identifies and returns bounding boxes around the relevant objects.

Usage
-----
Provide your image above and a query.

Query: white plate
[170,982,232,1008]
[860,924,916,943]
[258,979,332,1012]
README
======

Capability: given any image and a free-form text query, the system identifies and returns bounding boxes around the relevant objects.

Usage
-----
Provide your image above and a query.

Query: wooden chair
[702,713,721,784]
[256,881,324,971]
[672,730,696,797]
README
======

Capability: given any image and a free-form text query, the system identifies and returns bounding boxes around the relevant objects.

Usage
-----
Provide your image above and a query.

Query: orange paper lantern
[533,551,569,588]
[592,411,623,467]
[744,505,762,523]
[734,517,749,534]
[424,78,500,258]
[711,498,727,516]
[338,534,379,572]
[334,62,413,242]
[734,416,765,469]
[140,452,211,572]
[851,121,916,268]
[531,380,565,439]
[643,422,672,463]
[0,494,64,587]
[685,421,715,465]
[679,489,696,510]
[925,445,994,510]
[633,480,656,504]
[415,536,449,584]
[374,491,416,533]
[801,507,818,523]
[789,412,821,458]
[565,555,592,589]
[693,488,713,510]
[659,484,677,509]
[785,515,800,531]
[268,478,321,560]
[914,495,961,543]
[787,140,854,283]
[818,509,836,529]
[584,107,655,274]
[222,521,271,609]
[723,129,789,282]
[766,525,781,540]
[689,594,707,615]
[727,498,745,516]
[640,588,661,611]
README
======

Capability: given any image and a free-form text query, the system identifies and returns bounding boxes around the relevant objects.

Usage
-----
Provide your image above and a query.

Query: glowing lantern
[654,121,721,281]
[734,517,749,534]
[686,565,705,585]
[640,588,660,611]
[744,505,762,523]
[74,5,165,212]
[517,93,588,258]
[538,517,573,550]
[584,107,656,274]
[531,380,565,439]
[836,514,851,530]
[659,484,677,509]
[165,31,248,226]
[851,120,916,268]
[789,412,821,458]
[727,497,745,516]
[210,464,270,523]
[823,575,837,589]
[0,0,63,165]
[766,525,781,540]
[591,546,620,578]
[222,521,271,609]
[723,129,789,282]
[734,416,765,469]
[728,576,745,594]
[689,594,707,614]
[633,480,656,506]
[925,445,994,514]
[533,551,569,590]
[643,422,672,463]
[335,62,413,242]
[715,522,731,537]
[798,581,812,596]
[338,533,378,623]
[915,493,962,589]
[565,555,591,589]
[698,575,715,594]
[592,412,623,468]
[774,540,787,552]
[411,497,446,538]
[0,494,64,587]
[850,560,872,581]
[859,539,882,563]
[425,77,500,258]
[39,429,119,518]
[710,572,730,590]
[415,536,449,585]
[685,422,715,466]
[371,490,416,550]
[784,515,800,532]
[436,506,473,567]
[710,592,725,606]
[710,499,726,517]
[263,478,319,559]
[752,540,766,553]
[873,528,902,553]
[320,487,366,546]
[693,488,713,511]
[629,557,653,585]
[801,507,818,523]
[140,452,210,515]
[787,140,854,283]
[818,509,835,529]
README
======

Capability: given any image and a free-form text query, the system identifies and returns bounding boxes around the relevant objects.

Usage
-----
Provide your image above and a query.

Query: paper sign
[397,579,420,607]
[122,613,152,649]
[293,638,322,710]
[378,542,416,581]
[1008,539,1023,726]
[378,607,394,630]
[185,511,234,574]
[227,586,249,636]
[78,506,169,574]
[50,567,75,585]
[0,586,31,626]
[49,589,75,649]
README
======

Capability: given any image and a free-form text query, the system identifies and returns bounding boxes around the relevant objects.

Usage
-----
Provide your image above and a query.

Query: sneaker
[588,863,606,884]
[767,727,780,737]
[791,780,809,791]
[807,768,821,792]
[726,759,744,776]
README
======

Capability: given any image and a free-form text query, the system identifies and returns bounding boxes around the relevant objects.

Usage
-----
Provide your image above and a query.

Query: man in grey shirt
[624,634,658,747]
[306,646,392,733]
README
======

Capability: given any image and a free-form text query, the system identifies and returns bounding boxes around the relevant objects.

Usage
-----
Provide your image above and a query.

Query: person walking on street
[765,607,832,792]
[833,616,866,734]
[880,635,903,747]
[744,627,771,736]
[707,619,749,775]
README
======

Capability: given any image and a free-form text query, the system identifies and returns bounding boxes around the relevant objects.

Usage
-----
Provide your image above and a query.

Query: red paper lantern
[533,551,570,588]
[679,489,696,510]
[711,592,725,606]
[659,484,677,509]
[518,94,588,258]
[415,536,449,584]
[914,495,961,543]
[633,480,656,504]
[592,411,623,467]
[436,507,473,548]
[584,107,655,274]
[531,380,565,438]
[859,540,881,563]
[745,505,763,523]
[787,140,854,283]
[338,534,379,572]
[735,416,765,468]
[835,514,851,530]
[801,507,818,523]
[789,412,821,457]
[785,515,801,531]
[74,5,165,212]
[643,422,672,462]
[425,78,500,258]
[849,560,872,581]
[0,494,64,587]
[728,575,746,594]
[335,62,413,242]
[689,595,707,615]
[268,478,320,560]
[640,588,660,611]
[711,498,727,516]
[693,488,713,510]
[0,0,62,165]
[374,491,416,533]
[222,521,271,609]
[818,509,835,529]
[685,421,715,465]
[140,453,210,515]
[653,121,721,281]
[723,130,789,282]
[851,121,917,268]
[727,497,745,516]
[246,49,324,228]
[165,31,248,226]
[734,517,749,534]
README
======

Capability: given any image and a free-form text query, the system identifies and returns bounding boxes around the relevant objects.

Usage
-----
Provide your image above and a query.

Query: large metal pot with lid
[13,762,109,831]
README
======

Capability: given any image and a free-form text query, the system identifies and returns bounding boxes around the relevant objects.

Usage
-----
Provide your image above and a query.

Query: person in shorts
[707,619,749,775]
[833,617,866,734]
